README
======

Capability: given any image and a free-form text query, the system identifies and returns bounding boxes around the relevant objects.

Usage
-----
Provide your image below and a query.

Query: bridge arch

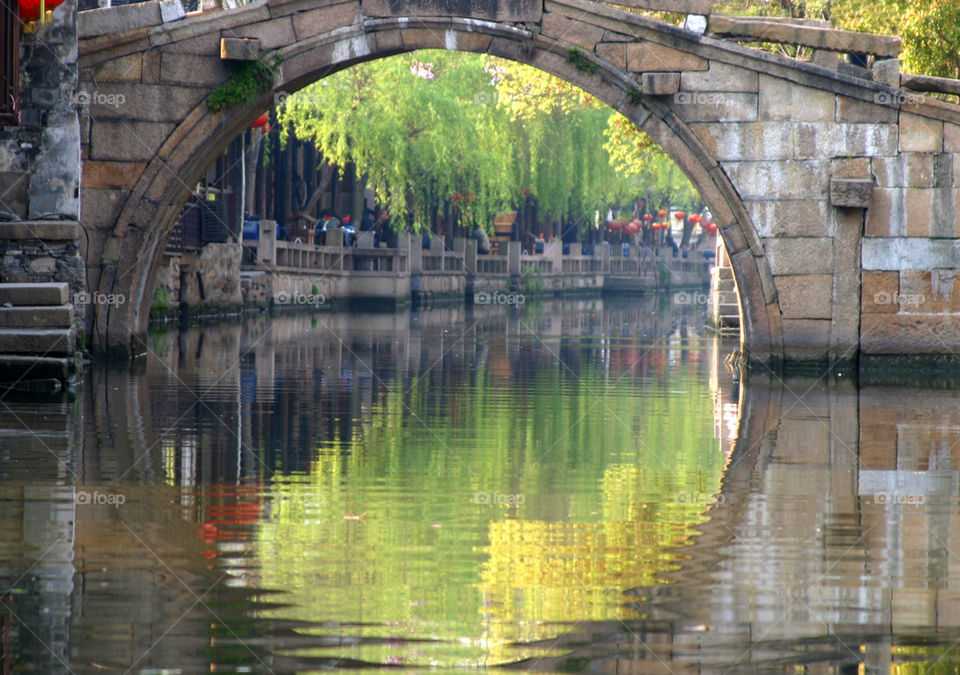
[79,0,960,366]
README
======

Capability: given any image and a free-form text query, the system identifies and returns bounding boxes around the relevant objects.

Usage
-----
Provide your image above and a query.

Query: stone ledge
[0,328,76,356]
[0,221,81,241]
[0,356,76,386]
[0,306,75,329]
[80,1,164,39]
[830,178,873,208]
[0,283,71,306]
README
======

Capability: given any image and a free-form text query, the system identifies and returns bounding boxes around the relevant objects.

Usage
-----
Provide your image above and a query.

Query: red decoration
[689,214,702,224]
[452,192,462,202]
[17,0,66,21]
[251,113,269,129]
[642,213,653,221]
[673,211,685,220]
[607,220,623,231]
[658,209,667,218]
[706,223,718,233]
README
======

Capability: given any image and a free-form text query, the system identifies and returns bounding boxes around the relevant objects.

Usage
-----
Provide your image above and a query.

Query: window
[1,0,19,126]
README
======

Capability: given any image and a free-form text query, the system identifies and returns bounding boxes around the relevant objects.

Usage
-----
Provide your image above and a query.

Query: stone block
[292,4,359,40]
[904,188,933,237]
[0,221,80,240]
[945,123,960,152]
[0,328,75,355]
[865,187,901,237]
[626,42,707,72]
[596,42,626,71]
[92,54,143,83]
[780,318,831,361]
[0,306,74,329]
[82,161,147,190]
[899,269,950,313]
[759,75,834,122]
[223,16,295,50]
[0,283,69,305]
[0,172,29,219]
[900,112,943,153]
[862,237,960,271]
[159,0,186,23]
[775,274,833,319]
[794,122,898,159]
[79,2,162,38]
[220,37,260,61]
[674,92,757,123]
[86,83,206,122]
[872,58,900,87]
[722,160,827,201]
[872,153,935,188]
[830,178,873,208]
[80,188,127,232]
[862,313,960,354]
[836,95,898,124]
[541,12,603,51]
[744,199,831,238]
[861,271,899,314]
[680,60,757,92]
[361,0,541,21]
[692,121,796,161]
[763,237,834,275]
[90,120,176,162]
[830,157,870,179]
[641,72,679,96]
[161,53,230,86]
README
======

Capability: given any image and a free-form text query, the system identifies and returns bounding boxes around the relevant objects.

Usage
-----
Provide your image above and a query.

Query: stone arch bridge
[75,0,960,367]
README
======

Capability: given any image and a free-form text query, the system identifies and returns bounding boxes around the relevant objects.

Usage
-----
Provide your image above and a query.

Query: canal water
[2,296,960,673]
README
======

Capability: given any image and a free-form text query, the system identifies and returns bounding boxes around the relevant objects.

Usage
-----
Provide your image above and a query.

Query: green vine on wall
[208,57,280,112]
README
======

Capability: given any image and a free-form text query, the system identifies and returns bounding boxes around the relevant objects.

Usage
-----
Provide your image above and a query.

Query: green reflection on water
[252,348,729,667]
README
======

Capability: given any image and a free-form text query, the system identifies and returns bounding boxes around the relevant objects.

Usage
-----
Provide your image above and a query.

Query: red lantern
[707,223,718,233]
[689,214,702,224]
[674,211,685,220]
[626,220,641,235]
[17,0,65,21]
[658,209,667,218]
[251,113,269,129]
[651,222,660,230]
[642,213,653,221]
[607,219,624,231]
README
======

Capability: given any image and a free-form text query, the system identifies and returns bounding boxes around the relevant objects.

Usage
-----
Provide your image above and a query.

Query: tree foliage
[277,50,697,236]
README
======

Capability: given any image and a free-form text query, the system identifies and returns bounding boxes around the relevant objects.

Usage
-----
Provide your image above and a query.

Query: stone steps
[0,282,71,306]
[0,328,76,355]
[0,305,74,328]
[0,283,79,386]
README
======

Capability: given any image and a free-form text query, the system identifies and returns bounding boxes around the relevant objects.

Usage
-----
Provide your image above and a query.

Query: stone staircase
[0,282,79,390]
[710,241,741,334]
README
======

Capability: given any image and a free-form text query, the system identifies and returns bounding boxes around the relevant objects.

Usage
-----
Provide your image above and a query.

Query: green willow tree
[277,50,696,237]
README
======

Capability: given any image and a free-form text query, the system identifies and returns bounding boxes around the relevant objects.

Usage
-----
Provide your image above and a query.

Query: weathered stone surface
[781,319,831,361]
[902,188,933,237]
[0,306,74,329]
[760,75,834,122]
[220,37,260,61]
[680,60,758,92]
[82,161,147,190]
[80,1,163,38]
[861,313,960,354]
[722,160,827,201]
[830,178,873,208]
[945,123,960,152]
[596,42,626,70]
[626,42,707,72]
[900,112,943,153]
[0,283,70,306]
[222,16,295,50]
[865,187,901,237]
[92,54,144,82]
[0,221,80,240]
[776,274,833,319]
[745,199,831,238]
[872,58,900,87]
[361,0,541,22]
[674,92,757,123]
[641,72,679,96]
[85,82,206,122]
[90,121,177,162]
[541,12,603,51]
[159,0,186,23]
[794,122,898,158]
[764,237,834,276]
[872,153,935,188]
[0,328,75,355]
[830,157,871,179]
[899,269,955,313]
[862,237,960,271]
[292,4,359,40]
[836,95,898,124]
[861,271,899,314]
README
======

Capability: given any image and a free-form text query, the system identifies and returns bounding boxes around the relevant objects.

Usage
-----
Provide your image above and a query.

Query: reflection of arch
[80,15,779,363]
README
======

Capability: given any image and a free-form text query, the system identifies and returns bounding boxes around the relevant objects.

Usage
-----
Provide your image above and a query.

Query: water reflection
[1,297,960,672]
